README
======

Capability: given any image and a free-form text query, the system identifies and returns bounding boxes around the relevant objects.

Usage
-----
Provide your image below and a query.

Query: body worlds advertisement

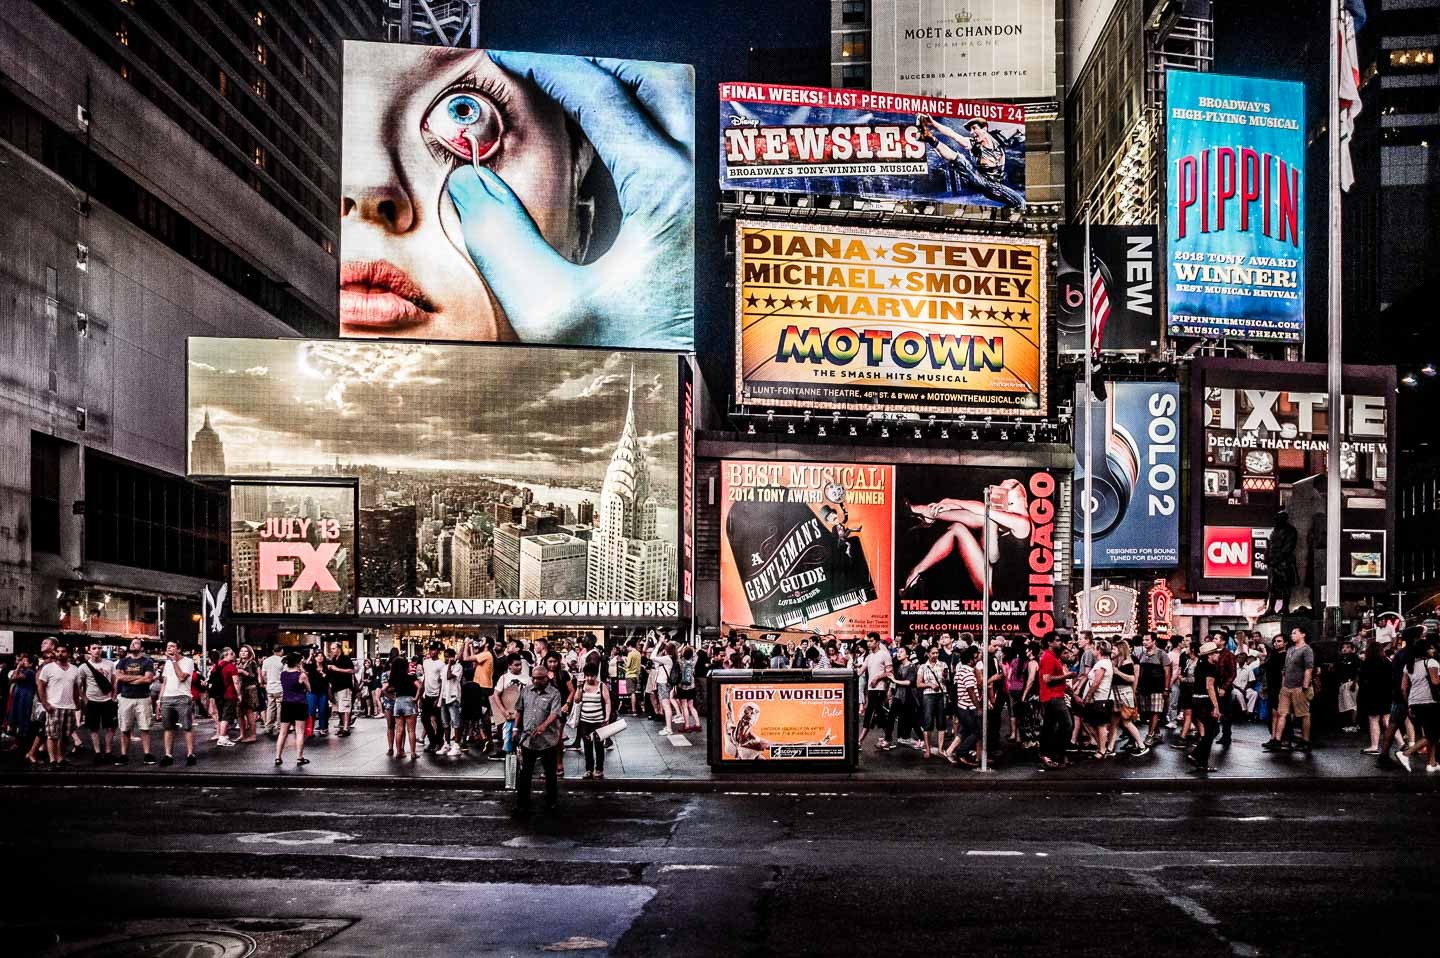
[189,338,685,623]
[895,466,1061,639]
[1190,360,1394,598]
[229,481,357,617]
[735,222,1047,416]
[341,40,694,350]
[720,460,894,640]
[1166,71,1305,342]
[1072,382,1181,569]
[870,1,1058,101]
[716,679,850,761]
[1057,226,1159,354]
[719,83,1026,211]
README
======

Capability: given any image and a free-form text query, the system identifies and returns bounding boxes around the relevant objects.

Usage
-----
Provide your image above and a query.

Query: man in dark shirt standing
[1214,634,1239,747]
[327,642,357,737]
[511,666,564,812]
[113,638,157,765]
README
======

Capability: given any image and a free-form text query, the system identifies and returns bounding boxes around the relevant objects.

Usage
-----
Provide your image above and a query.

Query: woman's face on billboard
[340,45,591,341]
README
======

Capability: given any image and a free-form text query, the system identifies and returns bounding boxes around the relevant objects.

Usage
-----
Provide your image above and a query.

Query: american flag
[1338,1,1365,192]
[1088,254,1111,360]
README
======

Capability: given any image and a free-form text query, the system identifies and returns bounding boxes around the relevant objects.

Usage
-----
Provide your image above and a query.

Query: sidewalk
[3,709,1436,792]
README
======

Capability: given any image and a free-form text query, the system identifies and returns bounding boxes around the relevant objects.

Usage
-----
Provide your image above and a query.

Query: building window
[841,64,867,88]
[842,32,868,59]
[254,76,267,99]
[116,24,129,47]
[31,433,65,556]
[253,145,266,168]
[84,451,228,580]
[255,8,266,28]
[1389,48,1436,70]
[256,43,267,66]
[842,0,866,24]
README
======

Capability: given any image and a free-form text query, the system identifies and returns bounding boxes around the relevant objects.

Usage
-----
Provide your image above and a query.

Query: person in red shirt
[1038,631,1075,769]
[212,647,242,747]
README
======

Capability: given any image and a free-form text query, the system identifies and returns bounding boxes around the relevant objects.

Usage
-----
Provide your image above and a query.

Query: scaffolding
[382,0,480,48]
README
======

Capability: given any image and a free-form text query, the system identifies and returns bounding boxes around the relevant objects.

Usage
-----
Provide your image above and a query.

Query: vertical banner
[1166,71,1305,342]
[720,460,893,640]
[1056,225,1159,354]
[870,1,1058,100]
[1072,382,1181,569]
[894,466,1059,639]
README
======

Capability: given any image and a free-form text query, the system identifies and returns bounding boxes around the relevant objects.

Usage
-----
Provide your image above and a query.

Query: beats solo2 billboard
[1073,382,1180,569]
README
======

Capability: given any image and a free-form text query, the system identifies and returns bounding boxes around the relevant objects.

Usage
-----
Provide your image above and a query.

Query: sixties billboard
[1057,226,1159,355]
[340,40,694,350]
[720,460,894,640]
[719,83,1026,211]
[1190,360,1395,597]
[1072,382,1180,569]
[895,466,1061,639]
[1166,71,1305,342]
[229,481,357,617]
[189,338,686,622]
[735,222,1047,416]
[870,1,1058,101]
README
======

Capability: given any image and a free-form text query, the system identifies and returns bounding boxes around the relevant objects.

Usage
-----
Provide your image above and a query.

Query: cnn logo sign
[1203,527,1253,578]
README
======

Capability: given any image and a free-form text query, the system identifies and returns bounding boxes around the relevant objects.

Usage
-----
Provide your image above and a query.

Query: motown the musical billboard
[1166,71,1305,342]
[719,83,1026,211]
[735,222,1046,416]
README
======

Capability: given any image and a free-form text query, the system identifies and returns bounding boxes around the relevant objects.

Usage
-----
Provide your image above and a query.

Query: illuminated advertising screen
[229,480,357,617]
[189,338,686,622]
[735,222,1047,416]
[340,40,694,350]
[895,466,1060,639]
[719,83,1025,211]
[720,460,894,640]
[1056,226,1159,355]
[1190,359,1394,596]
[1166,71,1305,342]
[714,677,852,763]
[870,1,1058,101]
[1072,382,1180,569]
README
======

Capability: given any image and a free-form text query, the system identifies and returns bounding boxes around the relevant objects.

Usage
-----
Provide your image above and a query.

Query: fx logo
[259,542,341,591]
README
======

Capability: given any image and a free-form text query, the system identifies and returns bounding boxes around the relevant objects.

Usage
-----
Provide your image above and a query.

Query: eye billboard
[870,0,1058,101]
[340,40,694,350]
[1166,71,1305,343]
[1072,382,1181,570]
[229,480,358,618]
[719,83,1026,211]
[735,222,1047,417]
[1190,359,1395,597]
[189,338,687,623]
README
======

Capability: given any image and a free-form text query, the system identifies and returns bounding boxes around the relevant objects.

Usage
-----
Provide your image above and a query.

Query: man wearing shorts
[114,638,157,764]
[79,641,118,763]
[212,647,241,747]
[1264,625,1315,753]
[37,643,82,766]
[327,643,357,737]
[1136,632,1169,746]
[158,641,198,767]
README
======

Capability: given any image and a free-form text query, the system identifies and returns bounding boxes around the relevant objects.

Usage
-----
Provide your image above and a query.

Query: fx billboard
[735,222,1047,416]
[229,480,358,617]
[1072,382,1180,570]
[719,83,1026,211]
[1166,71,1305,342]
[1056,225,1159,354]
[189,338,687,623]
[341,40,694,350]
[1190,359,1394,597]
[870,1,1058,101]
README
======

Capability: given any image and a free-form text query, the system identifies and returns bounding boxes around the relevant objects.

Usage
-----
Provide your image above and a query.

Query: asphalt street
[3,783,1434,957]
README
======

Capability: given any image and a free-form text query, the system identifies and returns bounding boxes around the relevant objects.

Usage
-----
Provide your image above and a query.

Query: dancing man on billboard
[916,114,1025,211]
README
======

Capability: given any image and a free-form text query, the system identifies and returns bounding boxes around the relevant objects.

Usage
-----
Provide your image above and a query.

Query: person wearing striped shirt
[944,646,983,768]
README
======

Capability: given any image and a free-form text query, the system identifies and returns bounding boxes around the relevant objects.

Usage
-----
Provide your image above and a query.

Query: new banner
[1190,360,1395,598]
[735,222,1047,416]
[871,1,1058,101]
[1057,226,1159,354]
[1072,382,1180,569]
[1166,71,1305,342]
[895,466,1060,639]
[229,480,358,617]
[719,83,1026,211]
[720,460,894,640]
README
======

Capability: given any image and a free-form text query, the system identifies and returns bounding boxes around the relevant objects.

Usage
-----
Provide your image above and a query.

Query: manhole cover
[72,930,256,958]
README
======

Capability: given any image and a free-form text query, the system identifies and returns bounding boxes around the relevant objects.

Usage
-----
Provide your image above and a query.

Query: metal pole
[980,489,991,772]
[1082,210,1094,631]
[1325,0,1343,638]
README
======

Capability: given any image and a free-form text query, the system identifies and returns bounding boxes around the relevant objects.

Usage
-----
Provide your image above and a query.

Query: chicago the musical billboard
[870,1,1058,101]
[719,83,1026,211]
[189,338,686,622]
[1190,359,1394,597]
[1166,71,1305,342]
[735,222,1047,416]
[341,40,694,350]
[720,460,894,640]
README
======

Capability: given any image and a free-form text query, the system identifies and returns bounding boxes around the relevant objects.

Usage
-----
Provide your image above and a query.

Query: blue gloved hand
[446,53,695,349]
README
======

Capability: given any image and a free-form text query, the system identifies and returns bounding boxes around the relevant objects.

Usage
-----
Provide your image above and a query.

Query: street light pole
[980,488,991,772]
[1081,210,1094,631]
[1324,0,1344,640]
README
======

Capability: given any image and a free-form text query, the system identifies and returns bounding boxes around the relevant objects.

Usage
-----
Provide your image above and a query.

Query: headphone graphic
[1056,237,1117,345]
[1074,393,1141,540]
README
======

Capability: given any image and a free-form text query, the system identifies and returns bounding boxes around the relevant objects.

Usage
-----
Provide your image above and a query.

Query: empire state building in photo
[588,368,675,603]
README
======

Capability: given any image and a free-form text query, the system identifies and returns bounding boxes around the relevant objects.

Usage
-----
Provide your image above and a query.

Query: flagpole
[1082,208,1094,631]
[1325,0,1343,639]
